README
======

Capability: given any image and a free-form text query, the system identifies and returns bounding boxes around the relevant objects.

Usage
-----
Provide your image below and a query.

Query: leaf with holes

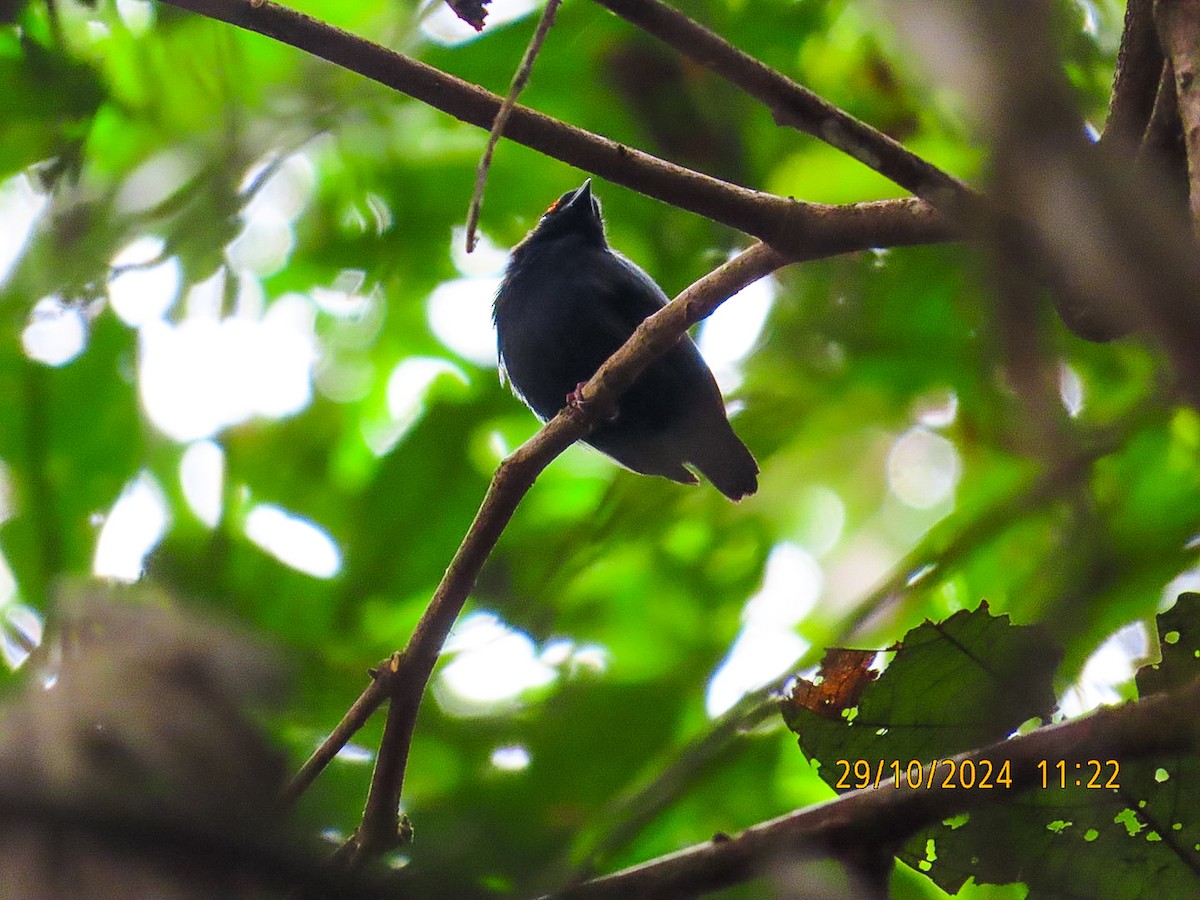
[783,603,1061,777]
[903,596,1200,898]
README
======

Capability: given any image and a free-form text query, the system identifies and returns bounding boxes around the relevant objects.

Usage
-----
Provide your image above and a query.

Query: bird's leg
[567,382,619,422]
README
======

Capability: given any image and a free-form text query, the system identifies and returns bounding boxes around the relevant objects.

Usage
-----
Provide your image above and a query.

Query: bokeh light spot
[0,173,48,287]
[421,0,538,45]
[886,427,961,509]
[1,599,42,671]
[93,471,170,582]
[698,269,775,393]
[435,612,560,717]
[1060,622,1148,716]
[1059,362,1085,418]
[180,440,225,527]
[244,504,342,579]
[22,297,88,366]
[140,286,315,442]
[108,237,181,326]
[707,543,822,717]
[427,277,500,367]
[490,744,532,772]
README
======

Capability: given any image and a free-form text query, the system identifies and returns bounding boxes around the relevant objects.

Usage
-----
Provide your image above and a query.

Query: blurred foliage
[0,0,1193,897]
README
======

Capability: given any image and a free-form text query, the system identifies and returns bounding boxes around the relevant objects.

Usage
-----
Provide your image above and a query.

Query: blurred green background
[0,0,1184,896]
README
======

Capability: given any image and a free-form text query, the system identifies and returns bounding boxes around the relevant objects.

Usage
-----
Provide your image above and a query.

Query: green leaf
[784,604,1062,775]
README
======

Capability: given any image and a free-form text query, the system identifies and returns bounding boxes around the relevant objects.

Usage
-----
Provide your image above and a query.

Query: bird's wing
[591,251,671,328]
[583,252,726,409]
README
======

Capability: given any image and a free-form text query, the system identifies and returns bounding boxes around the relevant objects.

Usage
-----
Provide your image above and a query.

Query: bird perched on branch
[493,179,758,501]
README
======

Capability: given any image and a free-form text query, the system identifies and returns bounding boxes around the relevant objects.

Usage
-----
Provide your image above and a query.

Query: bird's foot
[566,382,589,410]
[567,382,619,422]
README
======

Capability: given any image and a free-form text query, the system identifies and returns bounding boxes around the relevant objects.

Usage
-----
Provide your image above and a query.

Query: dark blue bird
[493,180,758,501]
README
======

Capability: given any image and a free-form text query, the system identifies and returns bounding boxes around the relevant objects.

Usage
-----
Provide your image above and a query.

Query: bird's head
[525,179,606,247]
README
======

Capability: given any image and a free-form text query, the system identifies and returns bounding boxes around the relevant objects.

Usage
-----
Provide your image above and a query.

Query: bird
[493,179,758,501]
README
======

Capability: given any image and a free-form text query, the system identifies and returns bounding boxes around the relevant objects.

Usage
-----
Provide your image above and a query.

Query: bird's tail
[690,424,759,502]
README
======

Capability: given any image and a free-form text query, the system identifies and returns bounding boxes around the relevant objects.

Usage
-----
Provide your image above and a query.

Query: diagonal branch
[306,242,789,865]
[153,0,958,255]
[589,0,980,220]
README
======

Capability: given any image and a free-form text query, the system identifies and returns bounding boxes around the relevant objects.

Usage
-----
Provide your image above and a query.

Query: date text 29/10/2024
[831,758,1121,791]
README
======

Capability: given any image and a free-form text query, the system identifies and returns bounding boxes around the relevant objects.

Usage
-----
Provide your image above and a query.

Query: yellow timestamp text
[1037,759,1120,789]
[834,758,1013,790]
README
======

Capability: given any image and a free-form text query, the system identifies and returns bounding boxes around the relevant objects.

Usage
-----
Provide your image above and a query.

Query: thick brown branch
[1156,0,1200,236]
[153,0,957,256]
[550,675,1200,899]
[589,0,978,220]
[1102,0,1164,158]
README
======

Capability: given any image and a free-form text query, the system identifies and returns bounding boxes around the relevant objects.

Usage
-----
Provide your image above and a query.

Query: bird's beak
[566,179,593,209]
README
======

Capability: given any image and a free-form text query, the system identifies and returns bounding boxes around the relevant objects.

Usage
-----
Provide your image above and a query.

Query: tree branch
[589,0,979,220]
[1156,0,1200,236]
[888,0,1200,399]
[1102,0,1164,159]
[549,675,1200,899]
[153,0,957,256]
[297,243,789,866]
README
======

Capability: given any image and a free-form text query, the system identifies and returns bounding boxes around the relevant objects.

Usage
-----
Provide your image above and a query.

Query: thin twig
[465,0,564,253]
[279,655,397,808]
